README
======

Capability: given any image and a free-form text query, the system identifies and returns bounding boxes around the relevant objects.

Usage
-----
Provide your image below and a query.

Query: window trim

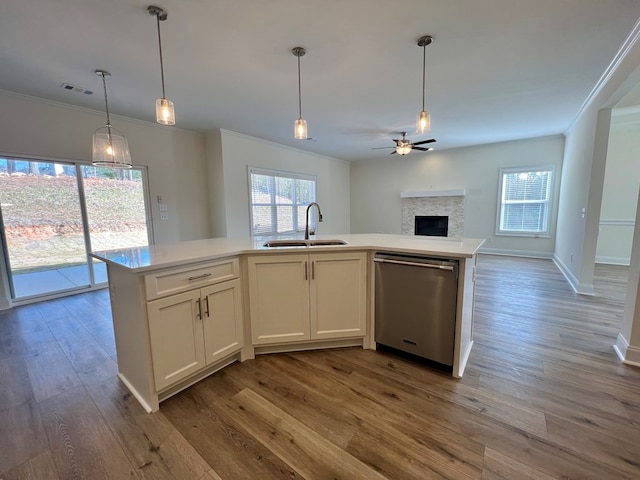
[247,166,317,237]
[495,165,555,238]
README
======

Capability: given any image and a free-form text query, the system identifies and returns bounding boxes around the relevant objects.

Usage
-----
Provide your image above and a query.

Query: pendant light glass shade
[149,6,175,125]
[92,126,132,168]
[156,98,175,125]
[416,35,433,134]
[92,70,132,169]
[292,46,308,139]
[416,110,431,134]
[294,118,308,140]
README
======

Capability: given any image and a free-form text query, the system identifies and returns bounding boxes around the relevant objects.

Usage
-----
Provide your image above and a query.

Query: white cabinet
[248,252,367,345]
[310,253,367,340]
[146,261,243,391]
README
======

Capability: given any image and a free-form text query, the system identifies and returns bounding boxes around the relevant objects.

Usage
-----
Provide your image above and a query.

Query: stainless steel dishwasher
[374,252,458,367]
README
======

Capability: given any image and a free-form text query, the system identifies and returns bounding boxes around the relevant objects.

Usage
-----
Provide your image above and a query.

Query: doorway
[0,157,152,302]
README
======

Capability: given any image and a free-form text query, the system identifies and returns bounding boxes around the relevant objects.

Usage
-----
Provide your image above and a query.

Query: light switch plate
[160,213,168,221]
[159,204,168,211]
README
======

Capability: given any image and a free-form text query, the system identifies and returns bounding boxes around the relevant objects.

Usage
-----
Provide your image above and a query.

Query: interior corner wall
[216,130,351,238]
[596,119,640,265]
[0,92,210,245]
[205,130,227,238]
[555,30,640,294]
[350,135,565,257]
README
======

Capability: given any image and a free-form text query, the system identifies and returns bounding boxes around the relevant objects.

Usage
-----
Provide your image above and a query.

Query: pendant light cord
[155,14,167,99]
[297,53,302,119]
[100,72,111,126]
[421,43,426,111]
[100,72,112,130]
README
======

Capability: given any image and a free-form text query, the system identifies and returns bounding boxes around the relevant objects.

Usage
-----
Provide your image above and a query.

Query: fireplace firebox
[415,215,449,237]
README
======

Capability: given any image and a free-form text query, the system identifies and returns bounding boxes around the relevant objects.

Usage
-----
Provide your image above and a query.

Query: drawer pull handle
[188,273,213,281]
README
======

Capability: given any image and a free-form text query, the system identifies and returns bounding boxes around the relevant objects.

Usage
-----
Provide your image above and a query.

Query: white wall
[206,129,351,238]
[205,130,227,238]
[350,135,565,257]
[596,113,640,265]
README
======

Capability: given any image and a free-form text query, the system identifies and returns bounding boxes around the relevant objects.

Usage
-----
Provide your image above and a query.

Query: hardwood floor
[1,254,639,479]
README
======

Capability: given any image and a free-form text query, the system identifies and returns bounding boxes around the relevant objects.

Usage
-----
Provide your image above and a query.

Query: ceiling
[2,1,640,162]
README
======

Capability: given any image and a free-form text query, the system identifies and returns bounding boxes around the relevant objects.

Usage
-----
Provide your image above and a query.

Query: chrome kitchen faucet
[304,202,323,240]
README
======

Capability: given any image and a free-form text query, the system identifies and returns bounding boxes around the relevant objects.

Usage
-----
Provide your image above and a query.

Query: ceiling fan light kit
[292,46,308,140]
[396,142,412,155]
[148,5,175,126]
[416,35,433,134]
[92,70,133,169]
[372,132,436,155]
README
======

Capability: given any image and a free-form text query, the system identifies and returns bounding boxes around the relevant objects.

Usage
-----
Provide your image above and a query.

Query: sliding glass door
[81,165,151,284]
[0,157,151,302]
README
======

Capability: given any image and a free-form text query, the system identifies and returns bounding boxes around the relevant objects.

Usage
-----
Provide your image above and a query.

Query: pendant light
[292,47,308,139]
[148,5,175,125]
[92,70,132,169]
[416,35,433,134]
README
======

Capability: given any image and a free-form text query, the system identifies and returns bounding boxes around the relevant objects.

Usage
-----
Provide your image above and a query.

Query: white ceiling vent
[60,83,93,95]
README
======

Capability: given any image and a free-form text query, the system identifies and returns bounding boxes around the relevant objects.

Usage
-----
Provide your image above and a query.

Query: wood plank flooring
[1,255,639,479]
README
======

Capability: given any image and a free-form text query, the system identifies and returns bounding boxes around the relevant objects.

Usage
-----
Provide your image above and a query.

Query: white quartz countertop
[91,234,486,273]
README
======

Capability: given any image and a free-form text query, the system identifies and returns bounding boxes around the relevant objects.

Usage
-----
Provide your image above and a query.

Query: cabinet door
[310,252,367,340]
[202,279,244,365]
[248,255,310,345]
[147,290,205,390]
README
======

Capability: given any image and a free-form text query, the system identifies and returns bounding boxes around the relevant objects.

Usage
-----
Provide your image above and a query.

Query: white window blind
[249,167,316,236]
[497,167,553,236]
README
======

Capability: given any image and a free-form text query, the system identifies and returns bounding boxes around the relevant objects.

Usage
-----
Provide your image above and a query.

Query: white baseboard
[477,249,596,295]
[595,256,630,266]
[118,373,156,413]
[613,333,640,367]
[552,254,595,296]
[478,247,553,259]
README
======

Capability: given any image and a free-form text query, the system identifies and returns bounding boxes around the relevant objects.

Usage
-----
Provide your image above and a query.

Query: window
[497,166,554,236]
[249,167,316,236]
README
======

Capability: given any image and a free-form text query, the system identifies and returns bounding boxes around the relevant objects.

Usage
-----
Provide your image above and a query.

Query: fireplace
[401,189,464,238]
[415,215,449,237]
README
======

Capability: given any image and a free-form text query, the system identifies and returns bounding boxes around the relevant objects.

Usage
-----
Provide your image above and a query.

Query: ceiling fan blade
[390,150,396,155]
[412,146,433,151]
[371,146,394,150]
[411,139,436,146]
[391,139,401,143]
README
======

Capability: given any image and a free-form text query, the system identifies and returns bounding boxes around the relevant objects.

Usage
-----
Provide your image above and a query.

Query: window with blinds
[497,166,554,236]
[248,167,316,237]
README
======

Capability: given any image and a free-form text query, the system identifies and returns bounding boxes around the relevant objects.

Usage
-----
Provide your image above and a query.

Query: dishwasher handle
[373,257,455,272]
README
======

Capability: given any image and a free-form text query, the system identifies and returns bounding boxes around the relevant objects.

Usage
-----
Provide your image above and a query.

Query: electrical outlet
[160,213,168,221]
[159,203,168,211]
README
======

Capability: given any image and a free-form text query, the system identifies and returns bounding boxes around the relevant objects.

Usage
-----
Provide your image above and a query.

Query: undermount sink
[263,239,347,248]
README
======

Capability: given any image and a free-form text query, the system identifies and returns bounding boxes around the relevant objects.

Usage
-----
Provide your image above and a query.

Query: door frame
[0,153,153,306]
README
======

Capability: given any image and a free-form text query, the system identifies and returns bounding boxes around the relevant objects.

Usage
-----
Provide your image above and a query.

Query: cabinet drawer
[145,257,239,300]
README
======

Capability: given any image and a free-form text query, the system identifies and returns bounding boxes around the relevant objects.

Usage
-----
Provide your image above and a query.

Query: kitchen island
[92,234,484,412]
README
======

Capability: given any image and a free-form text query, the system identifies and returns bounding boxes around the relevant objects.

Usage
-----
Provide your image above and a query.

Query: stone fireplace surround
[401,189,465,238]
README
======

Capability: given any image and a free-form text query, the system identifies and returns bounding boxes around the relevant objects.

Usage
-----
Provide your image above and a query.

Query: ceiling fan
[373,132,436,155]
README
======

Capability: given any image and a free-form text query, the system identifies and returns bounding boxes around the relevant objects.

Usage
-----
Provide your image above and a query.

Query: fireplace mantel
[401,189,465,198]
